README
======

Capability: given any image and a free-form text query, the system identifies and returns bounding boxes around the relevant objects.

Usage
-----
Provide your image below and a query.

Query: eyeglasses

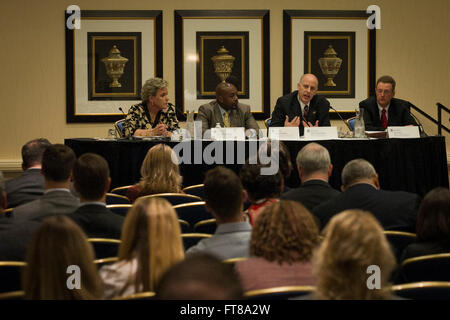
[376,89,393,95]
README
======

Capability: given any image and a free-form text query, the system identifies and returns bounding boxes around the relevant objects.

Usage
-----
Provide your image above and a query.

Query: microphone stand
[329,105,353,131]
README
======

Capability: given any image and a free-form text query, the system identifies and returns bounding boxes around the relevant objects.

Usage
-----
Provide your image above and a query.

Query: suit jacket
[67,203,124,239]
[11,189,79,222]
[281,180,340,211]
[196,101,260,135]
[312,183,420,232]
[270,91,331,135]
[0,219,41,261]
[5,168,45,208]
[359,97,417,131]
[400,240,450,263]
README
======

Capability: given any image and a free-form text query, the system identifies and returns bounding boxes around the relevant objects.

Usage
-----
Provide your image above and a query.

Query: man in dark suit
[282,143,339,211]
[313,159,420,232]
[359,75,417,131]
[11,144,79,222]
[196,82,259,137]
[67,153,124,240]
[270,74,331,136]
[5,138,51,208]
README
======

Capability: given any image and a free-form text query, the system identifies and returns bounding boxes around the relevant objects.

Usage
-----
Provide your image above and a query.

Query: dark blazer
[67,203,124,239]
[359,97,417,131]
[0,219,41,261]
[270,91,331,135]
[400,240,450,263]
[5,168,45,208]
[11,189,79,222]
[196,101,260,135]
[312,183,420,232]
[281,180,340,211]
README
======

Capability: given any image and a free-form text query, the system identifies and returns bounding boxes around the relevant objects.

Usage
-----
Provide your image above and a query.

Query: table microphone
[118,107,126,118]
[409,111,427,137]
[329,105,352,131]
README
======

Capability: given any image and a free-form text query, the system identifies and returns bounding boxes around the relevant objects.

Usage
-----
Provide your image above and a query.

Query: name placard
[211,127,246,140]
[304,127,338,140]
[268,127,300,141]
[387,126,420,139]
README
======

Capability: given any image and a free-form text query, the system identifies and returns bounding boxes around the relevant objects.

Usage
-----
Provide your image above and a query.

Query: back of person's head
[72,153,110,201]
[139,144,182,194]
[156,253,243,299]
[240,162,282,202]
[341,158,377,188]
[0,171,5,210]
[119,197,184,292]
[21,138,51,169]
[251,200,319,264]
[416,187,450,242]
[41,144,76,182]
[258,140,293,179]
[313,209,396,300]
[204,166,243,220]
[296,143,331,176]
[23,215,102,299]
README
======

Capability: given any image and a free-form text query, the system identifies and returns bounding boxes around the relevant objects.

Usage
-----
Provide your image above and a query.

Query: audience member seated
[313,159,420,232]
[258,140,293,191]
[186,167,252,260]
[99,197,184,299]
[156,253,243,300]
[311,210,396,300]
[126,144,183,203]
[235,200,320,291]
[5,138,51,208]
[239,162,282,225]
[23,215,103,299]
[11,144,79,222]
[282,143,340,211]
[67,153,124,239]
[400,187,450,262]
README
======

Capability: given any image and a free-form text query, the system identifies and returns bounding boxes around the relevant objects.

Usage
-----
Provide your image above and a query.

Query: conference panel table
[65,136,448,197]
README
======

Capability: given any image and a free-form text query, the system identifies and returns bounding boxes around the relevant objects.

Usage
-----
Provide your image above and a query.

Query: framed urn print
[283,10,376,119]
[175,10,270,120]
[65,10,162,123]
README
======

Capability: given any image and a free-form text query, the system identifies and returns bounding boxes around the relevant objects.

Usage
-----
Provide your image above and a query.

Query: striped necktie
[223,111,230,127]
[303,105,309,120]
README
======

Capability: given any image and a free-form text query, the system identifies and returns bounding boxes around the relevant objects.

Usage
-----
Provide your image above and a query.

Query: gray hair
[296,143,331,175]
[341,159,377,187]
[141,77,168,102]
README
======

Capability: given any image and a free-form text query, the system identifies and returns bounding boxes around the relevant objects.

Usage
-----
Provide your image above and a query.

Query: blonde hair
[138,144,182,195]
[313,210,396,300]
[23,216,103,300]
[118,197,185,293]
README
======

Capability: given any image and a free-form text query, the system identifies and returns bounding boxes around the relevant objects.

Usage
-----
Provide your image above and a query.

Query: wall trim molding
[0,159,22,172]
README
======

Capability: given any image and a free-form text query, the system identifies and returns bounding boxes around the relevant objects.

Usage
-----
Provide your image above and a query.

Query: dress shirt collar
[377,102,390,119]
[79,201,106,207]
[44,188,71,194]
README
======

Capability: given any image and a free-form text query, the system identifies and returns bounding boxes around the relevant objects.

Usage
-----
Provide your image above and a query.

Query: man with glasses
[270,74,331,136]
[359,75,417,131]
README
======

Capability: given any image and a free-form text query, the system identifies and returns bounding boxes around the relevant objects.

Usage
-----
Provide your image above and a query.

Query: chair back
[0,290,25,300]
[87,238,121,259]
[109,185,134,196]
[182,184,205,199]
[400,253,450,282]
[106,193,130,205]
[244,285,315,300]
[0,261,27,293]
[178,219,191,233]
[346,117,356,131]
[114,119,126,138]
[173,202,213,228]
[181,233,212,251]
[383,231,417,263]
[141,193,202,206]
[264,118,272,129]
[93,257,119,268]
[222,257,248,266]
[2,208,13,218]
[391,281,450,300]
[113,291,155,300]
[106,204,132,217]
[193,219,217,234]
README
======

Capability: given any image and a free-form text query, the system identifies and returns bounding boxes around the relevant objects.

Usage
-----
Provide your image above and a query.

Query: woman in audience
[312,209,396,300]
[258,140,293,191]
[23,216,103,300]
[235,200,320,291]
[126,143,183,202]
[99,197,184,298]
[401,187,450,262]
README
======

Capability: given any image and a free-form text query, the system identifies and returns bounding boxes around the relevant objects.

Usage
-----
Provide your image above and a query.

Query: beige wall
[1,0,449,170]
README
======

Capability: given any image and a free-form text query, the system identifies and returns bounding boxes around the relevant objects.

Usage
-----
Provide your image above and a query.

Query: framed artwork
[283,10,376,119]
[65,10,162,123]
[175,10,270,120]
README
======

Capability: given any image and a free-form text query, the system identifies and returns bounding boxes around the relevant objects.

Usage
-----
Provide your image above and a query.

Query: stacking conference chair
[105,193,130,205]
[178,219,191,233]
[244,286,316,300]
[182,184,205,199]
[173,202,213,228]
[2,208,13,218]
[106,204,132,217]
[93,257,119,269]
[87,238,121,259]
[383,230,417,263]
[0,261,27,293]
[181,233,212,251]
[264,118,272,129]
[222,257,248,266]
[109,185,134,196]
[399,253,450,283]
[193,219,217,234]
[141,193,202,206]
[0,290,25,300]
[112,291,155,300]
[346,117,356,131]
[391,282,450,300]
[114,119,126,138]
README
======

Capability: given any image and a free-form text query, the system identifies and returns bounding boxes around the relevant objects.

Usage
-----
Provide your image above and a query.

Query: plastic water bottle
[186,111,195,139]
[354,108,366,138]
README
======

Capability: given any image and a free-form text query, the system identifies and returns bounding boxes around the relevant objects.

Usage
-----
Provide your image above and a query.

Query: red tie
[381,108,387,129]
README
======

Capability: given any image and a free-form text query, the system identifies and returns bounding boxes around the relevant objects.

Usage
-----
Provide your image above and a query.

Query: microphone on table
[329,105,353,131]
[169,102,187,121]
[118,107,126,118]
